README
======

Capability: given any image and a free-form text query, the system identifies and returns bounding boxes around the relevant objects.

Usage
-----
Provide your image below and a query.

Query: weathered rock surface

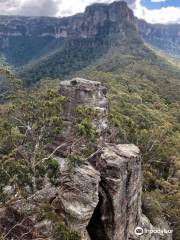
[59,78,108,121]
[48,78,108,156]
[88,144,142,240]
[59,77,108,137]
[87,143,169,240]
[0,78,172,240]
[53,158,100,240]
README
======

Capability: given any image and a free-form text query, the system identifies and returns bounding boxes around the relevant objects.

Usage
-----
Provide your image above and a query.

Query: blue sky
[133,0,180,23]
[141,0,180,9]
[0,0,180,24]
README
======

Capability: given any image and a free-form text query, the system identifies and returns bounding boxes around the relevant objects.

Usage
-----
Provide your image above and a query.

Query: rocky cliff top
[60,78,102,89]
[59,78,108,122]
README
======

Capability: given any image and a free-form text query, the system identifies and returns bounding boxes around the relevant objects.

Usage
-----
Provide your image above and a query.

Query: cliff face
[0,0,179,69]
[138,20,180,58]
[0,2,136,39]
[0,78,172,240]
[0,1,138,67]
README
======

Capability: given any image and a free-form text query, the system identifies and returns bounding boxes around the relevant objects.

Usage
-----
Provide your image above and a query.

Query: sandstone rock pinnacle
[0,78,171,240]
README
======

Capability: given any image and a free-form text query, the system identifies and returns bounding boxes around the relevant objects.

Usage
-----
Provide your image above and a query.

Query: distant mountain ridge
[138,20,180,59]
[0,1,136,68]
[0,1,179,92]
[0,2,136,39]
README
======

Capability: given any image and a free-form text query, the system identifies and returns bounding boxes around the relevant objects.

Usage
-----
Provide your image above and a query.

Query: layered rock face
[0,2,136,40]
[0,78,171,240]
[59,78,108,140]
[138,20,180,58]
[47,78,109,157]
[0,0,179,69]
[59,78,108,121]
[88,144,142,240]
[0,1,138,67]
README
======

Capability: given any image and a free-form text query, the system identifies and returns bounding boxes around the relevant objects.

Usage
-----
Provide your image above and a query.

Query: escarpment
[0,1,138,68]
[0,0,179,72]
[0,78,172,240]
[0,2,136,40]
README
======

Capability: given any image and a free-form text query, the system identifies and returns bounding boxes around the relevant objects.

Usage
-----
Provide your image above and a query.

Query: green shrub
[54,223,81,240]
[142,192,163,225]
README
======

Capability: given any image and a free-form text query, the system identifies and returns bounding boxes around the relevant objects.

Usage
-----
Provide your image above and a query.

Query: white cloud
[151,0,166,2]
[0,0,179,24]
[55,0,114,17]
[0,0,60,16]
[133,0,180,24]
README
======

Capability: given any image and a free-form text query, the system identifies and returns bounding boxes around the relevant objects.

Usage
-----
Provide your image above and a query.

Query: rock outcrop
[54,157,100,240]
[0,78,172,240]
[59,78,108,120]
[59,78,108,140]
[88,143,142,240]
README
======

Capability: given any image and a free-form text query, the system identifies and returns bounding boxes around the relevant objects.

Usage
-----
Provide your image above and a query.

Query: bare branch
[2,218,26,239]
[85,147,103,162]
[34,143,66,168]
